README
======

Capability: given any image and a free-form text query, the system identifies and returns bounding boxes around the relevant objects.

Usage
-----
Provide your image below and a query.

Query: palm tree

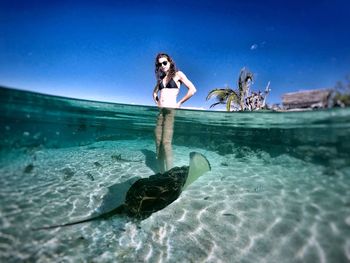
[206,68,254,111]
[206,87,240,111]
[238,67,253,109]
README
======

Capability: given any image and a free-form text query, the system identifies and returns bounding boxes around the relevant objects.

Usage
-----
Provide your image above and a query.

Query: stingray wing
[96,177,140,214]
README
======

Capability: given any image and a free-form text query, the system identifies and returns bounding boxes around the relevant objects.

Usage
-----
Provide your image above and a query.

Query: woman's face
[158,57,170,73]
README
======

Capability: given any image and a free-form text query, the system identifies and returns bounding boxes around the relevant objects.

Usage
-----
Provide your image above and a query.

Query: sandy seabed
[0,139,350,263]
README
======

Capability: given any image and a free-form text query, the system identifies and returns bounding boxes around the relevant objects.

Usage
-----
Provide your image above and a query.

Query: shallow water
[1,86,350,262]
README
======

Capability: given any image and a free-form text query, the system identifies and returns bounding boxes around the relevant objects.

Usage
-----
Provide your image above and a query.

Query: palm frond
[238,67,253,94]
[209,101,225,108]
[226,92,240,111]
[206,88,233,101]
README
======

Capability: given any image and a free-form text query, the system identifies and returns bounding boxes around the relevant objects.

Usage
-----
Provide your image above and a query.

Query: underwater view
[1,86,350,262]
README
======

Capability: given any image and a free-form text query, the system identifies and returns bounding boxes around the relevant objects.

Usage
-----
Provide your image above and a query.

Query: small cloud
[250,44,258,50]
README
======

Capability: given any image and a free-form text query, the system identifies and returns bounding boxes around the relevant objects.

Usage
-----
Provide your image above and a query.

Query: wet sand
[0,139,349,262]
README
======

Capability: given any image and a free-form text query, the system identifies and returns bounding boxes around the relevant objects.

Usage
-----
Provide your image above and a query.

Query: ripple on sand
[1,140,350,262]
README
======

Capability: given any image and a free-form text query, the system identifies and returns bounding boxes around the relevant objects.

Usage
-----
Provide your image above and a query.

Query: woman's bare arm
[153,84,160,105]
[177,71,196,107]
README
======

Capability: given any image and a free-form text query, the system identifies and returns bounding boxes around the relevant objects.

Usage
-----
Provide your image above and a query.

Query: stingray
[33,152,211,230]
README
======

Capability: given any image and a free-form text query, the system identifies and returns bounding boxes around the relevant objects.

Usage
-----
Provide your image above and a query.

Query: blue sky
[1,0,349,109]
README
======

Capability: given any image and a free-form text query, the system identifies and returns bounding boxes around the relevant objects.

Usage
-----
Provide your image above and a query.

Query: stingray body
[125,165,189,219]
[34,152,210,230]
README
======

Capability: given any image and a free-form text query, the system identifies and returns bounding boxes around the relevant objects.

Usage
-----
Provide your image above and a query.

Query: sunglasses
[157,61,168,67]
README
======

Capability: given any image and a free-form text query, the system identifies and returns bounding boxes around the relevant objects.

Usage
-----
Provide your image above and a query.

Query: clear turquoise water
[1,86,350,262]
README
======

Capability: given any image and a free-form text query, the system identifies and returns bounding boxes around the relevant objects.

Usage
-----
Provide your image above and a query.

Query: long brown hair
[154,53,177,83]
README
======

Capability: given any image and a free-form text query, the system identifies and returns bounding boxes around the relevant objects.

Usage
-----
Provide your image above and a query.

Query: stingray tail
[32,216,102,230]
[32,205,124,230]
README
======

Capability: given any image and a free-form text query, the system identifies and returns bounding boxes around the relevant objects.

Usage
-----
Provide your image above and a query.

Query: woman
[153,53,196,108]
[153,53,196,172]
